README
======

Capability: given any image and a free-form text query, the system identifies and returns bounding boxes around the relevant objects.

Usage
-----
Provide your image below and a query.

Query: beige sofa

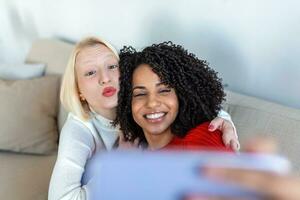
[0,39,299,200]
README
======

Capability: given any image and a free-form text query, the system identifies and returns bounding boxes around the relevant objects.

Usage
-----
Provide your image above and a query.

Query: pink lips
[102,87,117,97]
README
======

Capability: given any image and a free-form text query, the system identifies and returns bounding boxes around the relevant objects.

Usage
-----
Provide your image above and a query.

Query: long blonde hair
[60,36,119,121]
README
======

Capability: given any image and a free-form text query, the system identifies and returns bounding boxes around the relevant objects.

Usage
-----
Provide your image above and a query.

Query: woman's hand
[117,132,140,149]
[209,117,240,151]
[202,137,300,200]
[204,167,300,200]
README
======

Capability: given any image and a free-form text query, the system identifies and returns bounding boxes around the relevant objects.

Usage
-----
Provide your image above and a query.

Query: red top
[162,122,233,152]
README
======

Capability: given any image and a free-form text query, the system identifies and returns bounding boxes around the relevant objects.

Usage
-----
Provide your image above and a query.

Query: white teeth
[145,112,165,119]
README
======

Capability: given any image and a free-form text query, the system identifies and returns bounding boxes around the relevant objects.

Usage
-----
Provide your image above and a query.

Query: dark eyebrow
[156,82,166,87]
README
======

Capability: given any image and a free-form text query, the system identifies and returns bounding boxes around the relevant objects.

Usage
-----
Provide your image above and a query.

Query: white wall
[1,0,299,108]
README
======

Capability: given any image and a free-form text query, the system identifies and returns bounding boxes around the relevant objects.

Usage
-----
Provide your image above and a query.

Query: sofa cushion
[26,39,74,132]
[0,63,46,80]
[26,39,74,75]
[0,75,60,154]
[223,90,300,174]
[0,152,56,200]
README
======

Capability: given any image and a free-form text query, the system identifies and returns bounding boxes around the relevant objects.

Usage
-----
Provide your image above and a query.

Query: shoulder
[185,122,226,148]
[61,114,92,136]
[59,113,96,150]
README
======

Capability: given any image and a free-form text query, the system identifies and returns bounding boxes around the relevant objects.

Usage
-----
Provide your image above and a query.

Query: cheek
[131,100,138,118]
[77,77,86,92]
[76,69,88,86]
[78,77,98,95]
[111,70,120,82]
[169,95,179,115]
[131,100,143,120]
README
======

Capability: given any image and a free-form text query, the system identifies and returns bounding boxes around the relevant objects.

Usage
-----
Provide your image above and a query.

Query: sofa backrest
[224,90,300,174]
[25,39,74,132]
[26,39,74,75]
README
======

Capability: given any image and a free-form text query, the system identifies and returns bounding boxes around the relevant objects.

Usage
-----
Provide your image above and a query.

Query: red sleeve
[165,122,233,152]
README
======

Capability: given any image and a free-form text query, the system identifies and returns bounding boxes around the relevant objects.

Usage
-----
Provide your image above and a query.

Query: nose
[146,94,161,108]
[98,69,111,85]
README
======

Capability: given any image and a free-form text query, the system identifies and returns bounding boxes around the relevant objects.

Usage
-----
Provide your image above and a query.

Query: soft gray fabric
[223,90,300,174]
[0,152,56,200]
[25,39,74,132]
[0,63,45,80]
[26,39,74,75]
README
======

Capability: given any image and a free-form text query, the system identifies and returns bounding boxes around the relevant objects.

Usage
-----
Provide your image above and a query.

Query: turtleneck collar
[89,106,118,130]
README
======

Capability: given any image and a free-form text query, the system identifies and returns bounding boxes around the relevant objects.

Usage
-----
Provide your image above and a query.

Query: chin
[146,128,167,136]
[102,100,118,109]
[105,104,118,110]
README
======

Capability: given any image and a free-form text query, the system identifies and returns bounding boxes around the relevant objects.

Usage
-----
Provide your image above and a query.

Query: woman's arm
[209,110,240,151]
[48,117,95,200]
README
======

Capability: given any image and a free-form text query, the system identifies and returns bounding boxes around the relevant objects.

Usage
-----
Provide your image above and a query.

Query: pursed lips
[102,86,117,97]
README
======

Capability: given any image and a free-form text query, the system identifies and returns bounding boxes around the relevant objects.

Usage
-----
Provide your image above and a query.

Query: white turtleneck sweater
[48,112,120,200]
[48,110,233,200]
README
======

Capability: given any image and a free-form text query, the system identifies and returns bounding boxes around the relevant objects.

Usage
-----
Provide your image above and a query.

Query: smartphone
[84,150,291,200]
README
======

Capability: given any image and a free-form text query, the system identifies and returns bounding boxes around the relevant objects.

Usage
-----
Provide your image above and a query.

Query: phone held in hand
[85,150,291,200]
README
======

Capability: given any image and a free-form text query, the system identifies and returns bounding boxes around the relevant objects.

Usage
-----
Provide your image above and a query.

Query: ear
[79,93,86,101]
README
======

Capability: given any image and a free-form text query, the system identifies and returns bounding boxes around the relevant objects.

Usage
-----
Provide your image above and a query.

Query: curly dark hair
[114,41,225,144]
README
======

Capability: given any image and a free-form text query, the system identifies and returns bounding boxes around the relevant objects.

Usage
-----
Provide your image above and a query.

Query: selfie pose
[49,37,238,200]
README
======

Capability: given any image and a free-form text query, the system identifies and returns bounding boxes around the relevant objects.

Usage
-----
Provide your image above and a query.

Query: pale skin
[76,44,119,120]
[75,43,239,150]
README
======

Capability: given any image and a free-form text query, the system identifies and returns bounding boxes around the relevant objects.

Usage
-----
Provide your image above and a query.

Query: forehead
[132,64,161,84]
[76,44,117,66]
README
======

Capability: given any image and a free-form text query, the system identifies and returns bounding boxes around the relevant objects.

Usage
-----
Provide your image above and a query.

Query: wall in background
[0,0,299,108]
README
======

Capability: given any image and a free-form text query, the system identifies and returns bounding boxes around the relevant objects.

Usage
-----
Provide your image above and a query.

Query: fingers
[201,136,299,200]
[230,140,240,152]
[203,167,276,195]
[204,167,300,200]
[209,117,240,151]
[242,136,277,154]
[208,117,224,132]
[220,121,239,150]
[221,131,235,148]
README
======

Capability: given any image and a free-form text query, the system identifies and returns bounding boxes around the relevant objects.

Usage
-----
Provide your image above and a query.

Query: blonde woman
[48,36,239,200]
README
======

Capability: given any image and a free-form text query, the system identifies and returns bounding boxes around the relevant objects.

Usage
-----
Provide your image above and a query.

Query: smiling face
[76,43,119,119]
[131,64,179,149]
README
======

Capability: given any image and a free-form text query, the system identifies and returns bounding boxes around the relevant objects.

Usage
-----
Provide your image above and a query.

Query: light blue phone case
[84,150,291,200]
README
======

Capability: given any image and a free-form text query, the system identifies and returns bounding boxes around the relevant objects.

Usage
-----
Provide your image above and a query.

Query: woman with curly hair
[115,41,232,150]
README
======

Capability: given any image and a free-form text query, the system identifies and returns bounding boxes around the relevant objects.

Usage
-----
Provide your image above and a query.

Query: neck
[145,129,174,150]
[90,106,116,120]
